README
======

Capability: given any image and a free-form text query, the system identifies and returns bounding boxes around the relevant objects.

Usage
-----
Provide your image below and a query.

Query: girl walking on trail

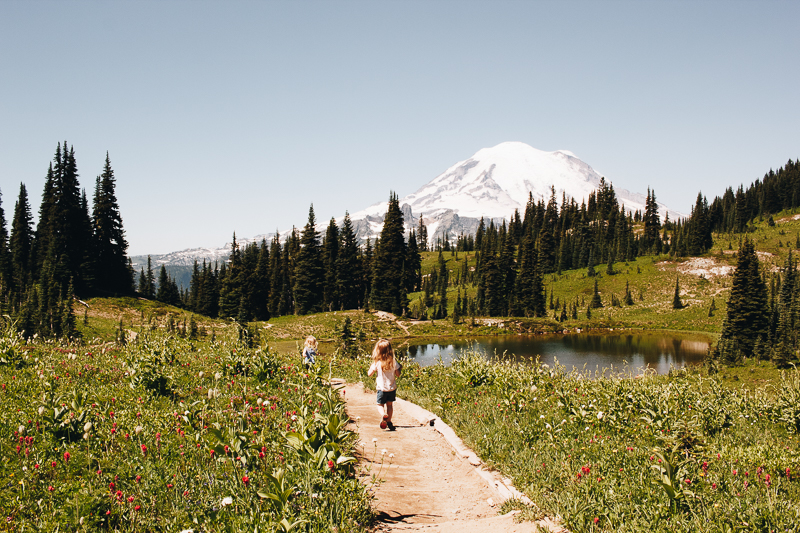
[367,338,402,430]
[302,336,318,367]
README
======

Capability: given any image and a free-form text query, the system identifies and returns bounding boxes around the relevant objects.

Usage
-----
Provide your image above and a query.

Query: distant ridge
[131,142,684,284]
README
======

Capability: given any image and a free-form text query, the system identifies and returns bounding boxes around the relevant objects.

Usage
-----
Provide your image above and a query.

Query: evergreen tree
[0,190,11,304]
[253,239,271,321]
[417,215,428,252]
[437,251,448,318]
[322,218,340,311]
[772,251,796,367]
[624,280,634,306]
[723,238,769,358]
[219,234,244,318]
[337,213,361,310]
[405,230,422,293]
[293,206,324,315]
[589,279,603,309]
[46,143,93,294]
[157,265,180,306]
[10,183,34,299]
[141,256,156,298]
[91,153,132,295]
[370,193,407,315]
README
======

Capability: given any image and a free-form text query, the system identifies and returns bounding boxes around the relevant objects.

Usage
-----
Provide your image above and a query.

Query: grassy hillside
[410,208,800,336]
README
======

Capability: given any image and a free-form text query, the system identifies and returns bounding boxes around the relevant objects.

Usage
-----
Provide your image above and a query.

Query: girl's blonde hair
[304,336,318,350]
[372,339,395,372]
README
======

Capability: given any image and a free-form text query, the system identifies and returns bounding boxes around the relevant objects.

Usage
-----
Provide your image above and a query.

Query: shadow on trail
[377,511,442,524]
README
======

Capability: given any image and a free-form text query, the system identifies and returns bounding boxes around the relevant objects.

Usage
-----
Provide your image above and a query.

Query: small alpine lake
[396,331,711,375]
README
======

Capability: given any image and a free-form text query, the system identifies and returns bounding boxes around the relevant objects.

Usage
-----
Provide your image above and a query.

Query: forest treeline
[0,142,133,338]
[1,143,799,358]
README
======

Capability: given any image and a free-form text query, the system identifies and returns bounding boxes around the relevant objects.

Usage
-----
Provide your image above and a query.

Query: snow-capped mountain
[132,141,684,283]
[349,141,682,244]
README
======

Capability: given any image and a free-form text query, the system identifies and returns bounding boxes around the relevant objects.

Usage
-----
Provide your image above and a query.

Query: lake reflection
[399,333,710,375]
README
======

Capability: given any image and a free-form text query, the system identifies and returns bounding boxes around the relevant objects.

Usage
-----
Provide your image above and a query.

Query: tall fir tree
[91,153,132,295]
[219,233,244,318]
[370,193,407,315]
[322,218,340,311]
[0,189,11,306]
[417,215,428,252]
[10,183,34,302]
[293,206,324,315]
[723,237,769,359]
[336,213,361,310]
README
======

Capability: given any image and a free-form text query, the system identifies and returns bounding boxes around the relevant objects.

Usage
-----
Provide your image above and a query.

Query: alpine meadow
[0,137,799,532]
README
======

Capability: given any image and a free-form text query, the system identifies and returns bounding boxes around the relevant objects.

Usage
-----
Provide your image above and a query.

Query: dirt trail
[372,311,411,336]
[340,381,563,533]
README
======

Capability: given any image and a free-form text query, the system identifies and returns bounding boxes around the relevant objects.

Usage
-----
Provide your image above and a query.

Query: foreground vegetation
[0,323,373,532]
[358,353,800,532]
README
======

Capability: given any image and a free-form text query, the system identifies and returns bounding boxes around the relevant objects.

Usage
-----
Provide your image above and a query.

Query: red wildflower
[141,444,147,456]
[242,475,249,486]
[63,452,71,462]
[327,460,335,470]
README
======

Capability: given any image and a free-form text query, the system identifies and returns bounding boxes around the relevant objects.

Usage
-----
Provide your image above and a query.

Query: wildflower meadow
[391,353,800,532]
[0,322,372,532]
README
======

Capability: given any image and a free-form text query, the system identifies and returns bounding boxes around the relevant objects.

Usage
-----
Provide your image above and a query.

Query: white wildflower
[381,449,387,455]
[198,371,204,379]
[134,425,143,435]
[597,411,604,420]
[220,496,233,507]
[83,422,92,432]
[372,437,377,443]
[214,372,222,380]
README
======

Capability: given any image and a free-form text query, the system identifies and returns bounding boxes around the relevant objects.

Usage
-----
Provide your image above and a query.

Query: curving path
[338,381,565,533]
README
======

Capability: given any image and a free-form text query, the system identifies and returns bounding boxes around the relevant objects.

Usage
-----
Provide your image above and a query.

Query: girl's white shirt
[368,359,400,392]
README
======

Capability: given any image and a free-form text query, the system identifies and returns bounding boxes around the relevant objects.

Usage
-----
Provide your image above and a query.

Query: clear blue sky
[1,1,798,255]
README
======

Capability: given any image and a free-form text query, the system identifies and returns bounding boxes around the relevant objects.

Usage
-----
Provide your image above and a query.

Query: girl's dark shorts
[376,389,396,405]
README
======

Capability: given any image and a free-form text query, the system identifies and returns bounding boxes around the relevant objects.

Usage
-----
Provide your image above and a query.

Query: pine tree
[253,239,271,321]
[46,143,93,294]
[624,280,634,306]
[337,213,361,310]
[772,251,796,367]
[91,153,132,295]
[219,234,244,318]
[322,218,340,311]
[405,230,422,293]
[10,183,34,300]
[293,206,323,315]
[370,193,407,315]
[417,215,428,252]
[0,190,11,305]
[437,251,448,318]
[141,256,156,298]
[723,238,769,359]
[589,279,603,309]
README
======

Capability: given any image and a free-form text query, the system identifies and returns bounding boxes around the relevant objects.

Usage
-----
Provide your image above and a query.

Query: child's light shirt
[368,359,400,392]
[302,347,316,365]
